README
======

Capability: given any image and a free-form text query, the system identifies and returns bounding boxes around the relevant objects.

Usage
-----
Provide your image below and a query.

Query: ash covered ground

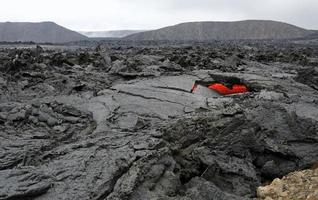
[0,41,318,200]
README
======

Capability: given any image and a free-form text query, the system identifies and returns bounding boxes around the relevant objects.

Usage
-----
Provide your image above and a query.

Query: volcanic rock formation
[0,41,317,199]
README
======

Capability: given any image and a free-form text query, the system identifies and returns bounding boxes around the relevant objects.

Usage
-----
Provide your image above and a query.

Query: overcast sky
[1,0,317,31]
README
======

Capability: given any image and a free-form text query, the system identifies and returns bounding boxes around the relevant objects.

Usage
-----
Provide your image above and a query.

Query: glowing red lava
[208,83,248,95]
[192,82,248,95]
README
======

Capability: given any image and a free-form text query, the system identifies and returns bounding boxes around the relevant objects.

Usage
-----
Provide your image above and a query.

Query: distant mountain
[79,30,146,38]
[0,22,87,43]
[306,30,318,39]
[125,20,314,41]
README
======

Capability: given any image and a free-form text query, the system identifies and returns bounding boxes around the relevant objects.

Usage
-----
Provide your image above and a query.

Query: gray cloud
[0,0,317,31]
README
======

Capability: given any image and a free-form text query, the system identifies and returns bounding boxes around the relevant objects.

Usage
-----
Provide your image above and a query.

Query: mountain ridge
[125,20,314,41]
[0,22,87,43]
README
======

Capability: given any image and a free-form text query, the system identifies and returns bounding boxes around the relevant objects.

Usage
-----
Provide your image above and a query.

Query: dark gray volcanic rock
[125,20,313,41]
[0,22,87,43]
[0,42,318,200]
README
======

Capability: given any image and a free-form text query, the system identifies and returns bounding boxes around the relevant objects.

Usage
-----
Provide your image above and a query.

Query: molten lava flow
[191,83,198,92]
[208,83,248,95]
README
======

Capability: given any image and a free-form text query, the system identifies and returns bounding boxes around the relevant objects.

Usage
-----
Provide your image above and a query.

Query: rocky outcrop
[257,168,318,200]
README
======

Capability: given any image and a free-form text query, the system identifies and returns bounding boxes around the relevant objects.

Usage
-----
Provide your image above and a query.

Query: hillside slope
[0,22,87,43]
[125,20,313,41]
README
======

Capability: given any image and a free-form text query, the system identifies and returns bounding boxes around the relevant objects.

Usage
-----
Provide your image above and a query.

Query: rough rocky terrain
[0,41,317,200]
[257,167,318,200]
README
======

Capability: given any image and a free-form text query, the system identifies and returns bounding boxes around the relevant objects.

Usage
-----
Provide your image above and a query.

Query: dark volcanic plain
[0,40,318,200]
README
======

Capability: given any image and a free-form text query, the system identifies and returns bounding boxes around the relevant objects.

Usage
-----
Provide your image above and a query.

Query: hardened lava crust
[0,41,317,200]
